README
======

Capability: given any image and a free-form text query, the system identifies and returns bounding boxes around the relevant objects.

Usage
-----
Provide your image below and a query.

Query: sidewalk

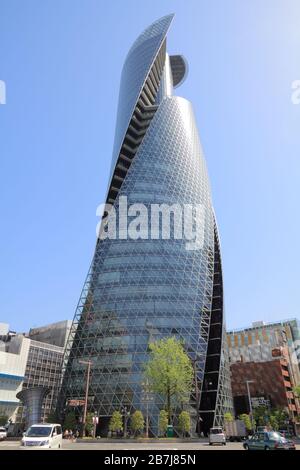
[76,437,207,444]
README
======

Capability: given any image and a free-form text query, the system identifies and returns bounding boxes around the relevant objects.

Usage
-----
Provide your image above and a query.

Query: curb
[75,438,206,444]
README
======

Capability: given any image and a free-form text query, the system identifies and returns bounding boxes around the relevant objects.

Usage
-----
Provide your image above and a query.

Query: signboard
[251,397,271,408]
[92,416,99,424]
[68,399,85,407]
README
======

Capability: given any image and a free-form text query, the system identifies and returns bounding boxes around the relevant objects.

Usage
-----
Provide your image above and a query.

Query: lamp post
[78,359,92,437]
[245,380,255,433]
[122,406,130,438]
[141,379,153,438]
[93,411,98,439]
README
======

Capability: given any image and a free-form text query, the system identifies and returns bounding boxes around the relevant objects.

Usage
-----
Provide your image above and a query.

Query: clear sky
[0,0,299,332]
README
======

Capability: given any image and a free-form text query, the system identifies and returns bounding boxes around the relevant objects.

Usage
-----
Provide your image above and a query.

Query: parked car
[243,431,296,450]
[20,423,62,449]
[209,427,226,446]
[0,427,7,441]
[256,426,268,432]
[278,429,294,439]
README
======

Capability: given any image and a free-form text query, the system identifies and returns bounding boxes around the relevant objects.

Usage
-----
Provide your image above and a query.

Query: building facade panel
[22,340,64,422]
[227,320,300,390]
[230,360,300,420]
[0,335,30,421]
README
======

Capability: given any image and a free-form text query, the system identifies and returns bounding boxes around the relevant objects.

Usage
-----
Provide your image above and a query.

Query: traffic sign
[68,399,85,406]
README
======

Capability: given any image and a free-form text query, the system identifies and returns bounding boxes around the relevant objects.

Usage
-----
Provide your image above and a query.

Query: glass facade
[58,14,233,436]
[22,341,64,422]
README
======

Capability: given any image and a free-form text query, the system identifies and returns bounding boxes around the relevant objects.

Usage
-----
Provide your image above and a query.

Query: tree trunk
[167,386,171,425]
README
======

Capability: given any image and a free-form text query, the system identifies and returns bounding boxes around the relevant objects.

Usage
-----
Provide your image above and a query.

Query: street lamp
[245,380,255,433]
[93,411,98,439]
[78,359,92,437]
[121,406,130,438]
[141,379,154,438]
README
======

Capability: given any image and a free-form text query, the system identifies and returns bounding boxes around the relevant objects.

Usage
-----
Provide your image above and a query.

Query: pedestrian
[64,429,69,439]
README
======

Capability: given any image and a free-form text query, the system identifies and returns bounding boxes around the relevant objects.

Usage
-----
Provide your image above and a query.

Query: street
[0,439,299,451]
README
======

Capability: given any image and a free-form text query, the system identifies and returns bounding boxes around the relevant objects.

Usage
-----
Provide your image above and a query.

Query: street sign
[251,397,270,408]
[68,399,85,406]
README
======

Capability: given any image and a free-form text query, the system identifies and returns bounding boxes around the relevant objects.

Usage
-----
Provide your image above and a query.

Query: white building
[0,331,30,421]
[0,320,71,423]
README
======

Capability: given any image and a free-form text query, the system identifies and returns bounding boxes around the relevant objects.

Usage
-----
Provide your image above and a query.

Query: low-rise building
[227,319,300,386]
[227,319,300,428]
[21,339,65,422]
[0,320,71,424]
[0,330,30,421]
[230,358,299,421]
[29,320,71,349]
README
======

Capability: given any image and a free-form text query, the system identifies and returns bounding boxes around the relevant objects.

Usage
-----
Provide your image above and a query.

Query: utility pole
[246,380,255,433]
[142,380,149,438]
[141,379,153,438]
[122,406,130,438]
[79,359,92,437]
[93,411,98,439]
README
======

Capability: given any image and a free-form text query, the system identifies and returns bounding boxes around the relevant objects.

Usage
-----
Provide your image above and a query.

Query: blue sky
[0,0,299,332]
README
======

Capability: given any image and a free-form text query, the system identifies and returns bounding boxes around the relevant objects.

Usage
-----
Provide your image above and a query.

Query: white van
[209,427,226,446]
[21,423,62,449]
[0,427,7,441]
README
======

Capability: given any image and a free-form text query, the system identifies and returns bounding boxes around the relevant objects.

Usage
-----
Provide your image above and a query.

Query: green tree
[63,411,77,431]
[46,411,59,424]
[253,405,269,427]
[159,410,169,436]
[85,412,94,436]
[294,384,300,398]
[178,411,191,437]
[144,337,193,423]
[269,414,279,431]
[271,408,289,429]
[224,412,234,422]
[130,410,144,437]
[239,414,252,432]
[0,415,8,426]
[252,405,289,431]
[109,411,123,435]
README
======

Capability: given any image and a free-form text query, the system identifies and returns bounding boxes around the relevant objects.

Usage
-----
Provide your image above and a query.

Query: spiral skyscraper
[58,14,233,436]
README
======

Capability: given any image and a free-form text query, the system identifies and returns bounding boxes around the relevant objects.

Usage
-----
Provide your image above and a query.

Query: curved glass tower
[58,14,233,436]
